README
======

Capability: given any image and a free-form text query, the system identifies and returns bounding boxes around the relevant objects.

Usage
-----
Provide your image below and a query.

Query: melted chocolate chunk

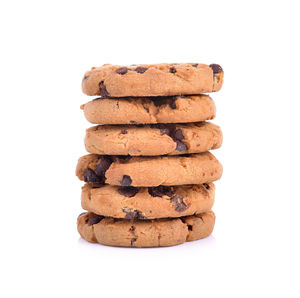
[209,64,223,74]
[148,186,174,197]
[170,195,187,212]
[129,226,135,232]
[192,64,198,68]
[175,140,188,152]
[122,208,146,220]
[87,214,104,226]
[121,129,128,134]
[95,156,113,177]
[169,66,177,73]
[174,129,184,140]
[99,81,110,97]
[116,67,128,75]
[170,98,177,109]
[135,66,148,74]
[84,169,102,183]
[157,125,187,152]
[120,175,132,186]
[118,186,139,197]
[153,96,178,109]
[188,225,193,231]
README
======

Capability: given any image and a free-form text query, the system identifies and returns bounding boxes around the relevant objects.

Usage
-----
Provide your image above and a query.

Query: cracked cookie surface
[84,122,222,156]
[82,63,224,97]
[81,183,214,219]
[77,211,215,247]
[76,152,223,187]
[81,95,216,125]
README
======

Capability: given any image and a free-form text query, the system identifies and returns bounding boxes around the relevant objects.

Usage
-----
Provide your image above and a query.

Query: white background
[1,0,299,297]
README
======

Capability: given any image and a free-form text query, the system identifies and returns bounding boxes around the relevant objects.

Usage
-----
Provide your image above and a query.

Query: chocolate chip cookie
[76,152,223,187]
[82,63,224,97]
[84,122,222,156]
[81,95,216,125]
[81,183,214,219]
[77,211,215,247]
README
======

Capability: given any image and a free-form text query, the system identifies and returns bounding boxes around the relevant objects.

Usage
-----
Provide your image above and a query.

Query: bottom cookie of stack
[77,211,215,248]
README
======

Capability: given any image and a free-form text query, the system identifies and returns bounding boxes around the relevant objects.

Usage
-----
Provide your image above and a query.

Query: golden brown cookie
[82,63,224,97]
[76,152,223,187]
[81,95,216,125]
[84,122,222,156]
[81,183,215,219]
[77,211,215,247]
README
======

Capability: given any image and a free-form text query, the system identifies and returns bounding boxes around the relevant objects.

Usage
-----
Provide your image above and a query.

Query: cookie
[84,122,222,156]
[77,211,215,247]
[76,152,223,187]
[81,95,216,125]
[82,63,224,97]
[81,183,215,219]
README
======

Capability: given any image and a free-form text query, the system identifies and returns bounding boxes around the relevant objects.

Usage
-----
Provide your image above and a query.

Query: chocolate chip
[120,175,132,186]
[152,96,177,109]
[170,195,187,212]
[148,186,174,197]
[170,98,177,109]
[87,214,104,226]
[203,183,210,190]
[188,225,193,231]
[131,238,137,246]
[175,140,187,152]
[82,75,89,83]
[135,66,148,74]
[95,156,113,177]
[192,64,198,68]
[155,124,187,152]
[84,169,102,183]
[121,129,128,134]
[143,106,149,113]
[130,120,137,124]
[209,64,223,74]
[99,81,110,97]
[116,67,128,75]
[174,129,184,140]
[122,208,146,220]
[118,186,139,197]
[169,66,176,73]
[129,226,135,232]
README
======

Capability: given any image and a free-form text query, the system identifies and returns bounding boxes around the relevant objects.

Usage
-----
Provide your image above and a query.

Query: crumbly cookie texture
[76,152,223,187]
[81,95,216,125]
[82,63,224,97]
[84,122,222,156]
[81,183,215,219]
[77,211,215,247]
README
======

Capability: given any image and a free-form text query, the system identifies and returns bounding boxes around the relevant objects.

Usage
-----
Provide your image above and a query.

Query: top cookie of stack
[82,63,223,97]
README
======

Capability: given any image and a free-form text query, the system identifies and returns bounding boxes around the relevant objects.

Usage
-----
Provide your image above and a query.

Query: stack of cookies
[76,63,224,247]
